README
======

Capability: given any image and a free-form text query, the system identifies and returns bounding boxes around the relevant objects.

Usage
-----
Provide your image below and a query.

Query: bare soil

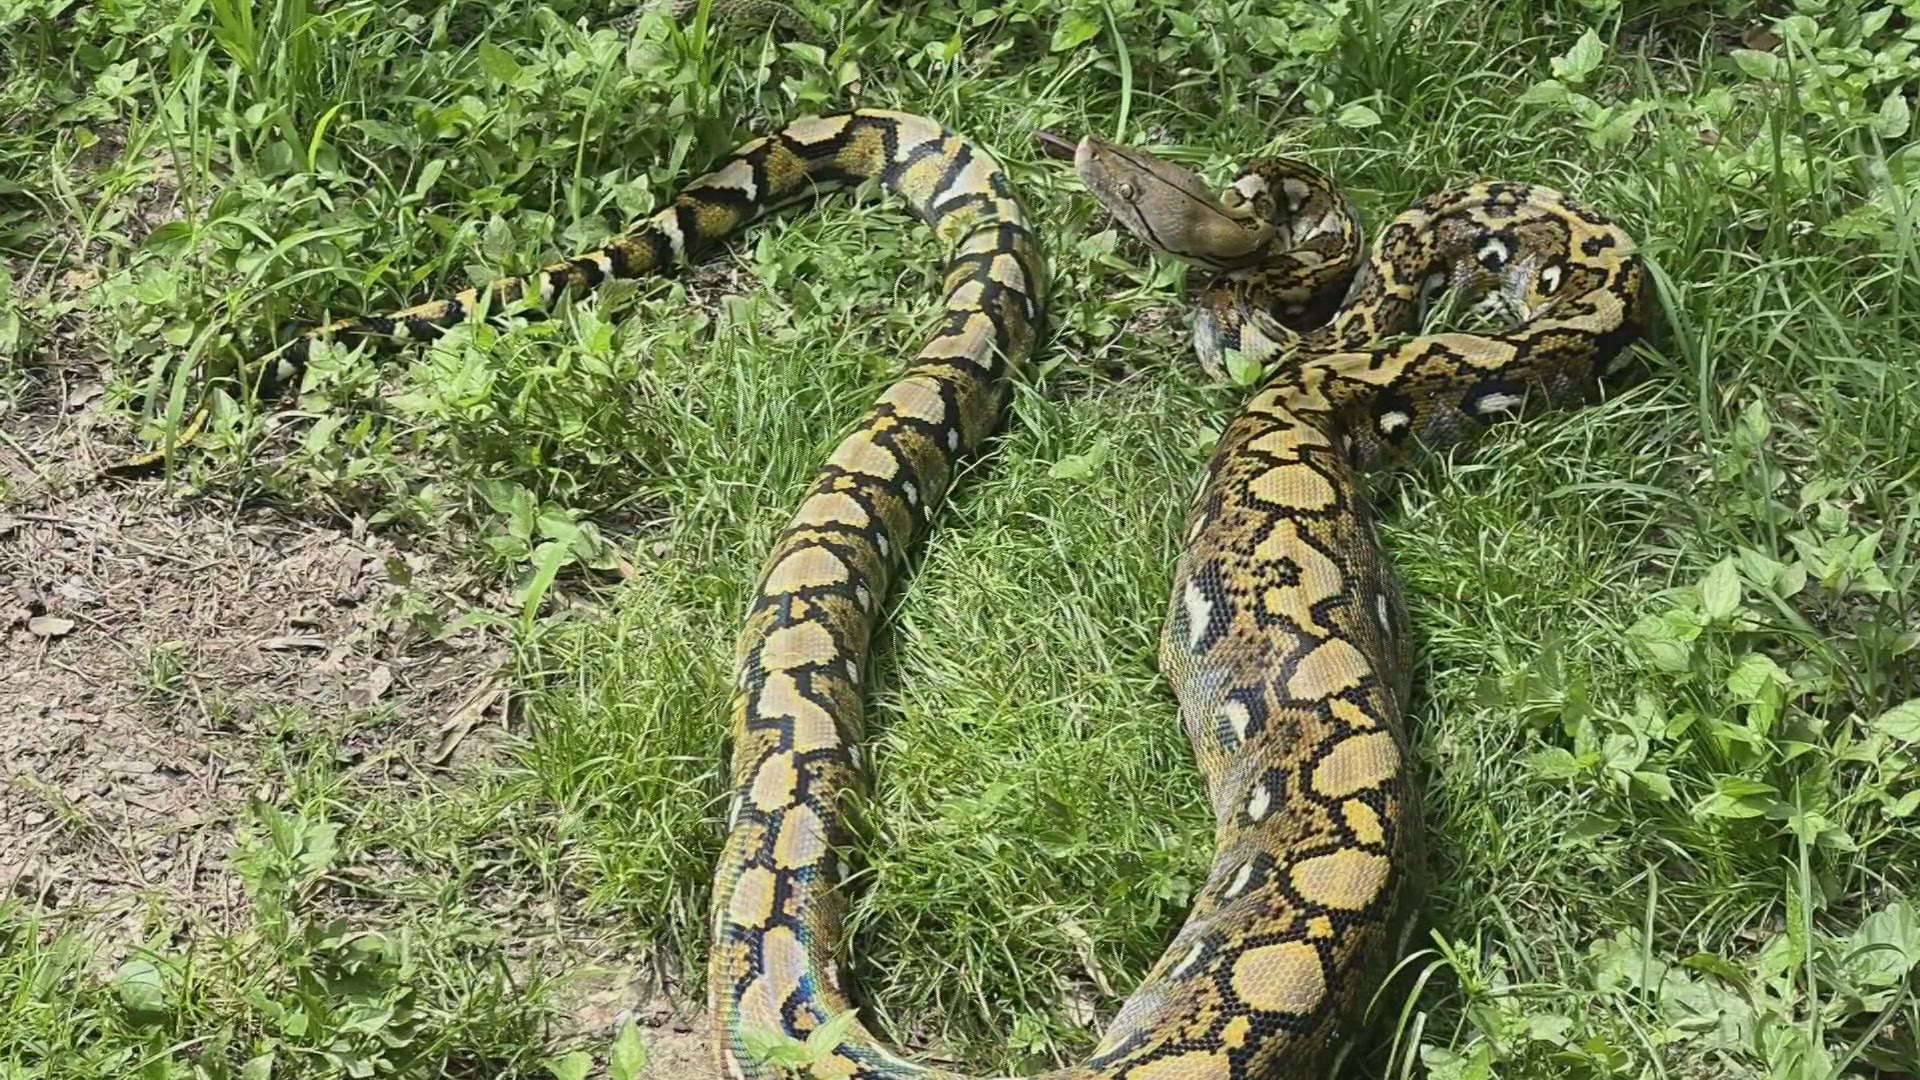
[0,354,714,1072]
[0,377,509,928]
[0,123,740,1068]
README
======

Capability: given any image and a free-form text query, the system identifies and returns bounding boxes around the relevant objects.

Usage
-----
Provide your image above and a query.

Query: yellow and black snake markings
[704,111,1047,1080]
[710,131,1641,1079]
[712,122,1643,1078]
[1059,147,1645,1077]
[112,108,1035,476]
[709,139,1642,1080]
[134,96,1639,1074]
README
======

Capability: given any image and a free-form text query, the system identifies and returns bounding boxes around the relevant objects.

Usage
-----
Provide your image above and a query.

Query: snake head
[1072,135,1278,269]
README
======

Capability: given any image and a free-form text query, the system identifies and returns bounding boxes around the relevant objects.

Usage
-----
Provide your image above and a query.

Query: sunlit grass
[4,0,1916,1076]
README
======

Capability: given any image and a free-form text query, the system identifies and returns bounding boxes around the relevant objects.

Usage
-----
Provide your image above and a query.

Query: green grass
[5,0,1920,1077]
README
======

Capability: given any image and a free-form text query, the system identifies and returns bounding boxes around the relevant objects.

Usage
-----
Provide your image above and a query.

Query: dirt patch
[0,136,722,1060]
[0,319,716,1068]
[638,1006,718,1080]
[0,384,513,940]
[559,965,716,1080]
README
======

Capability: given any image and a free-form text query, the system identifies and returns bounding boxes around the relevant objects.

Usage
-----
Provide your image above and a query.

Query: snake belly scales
[128,109,1644,1076]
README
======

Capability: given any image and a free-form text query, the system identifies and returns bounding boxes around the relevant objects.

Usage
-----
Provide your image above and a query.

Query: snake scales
[707,119,1642,1078]
[119,106,1641,1076]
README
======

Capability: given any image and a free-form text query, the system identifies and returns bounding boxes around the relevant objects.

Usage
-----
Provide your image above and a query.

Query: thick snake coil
[120,101,1639,1073]
[710,125,1643,1078]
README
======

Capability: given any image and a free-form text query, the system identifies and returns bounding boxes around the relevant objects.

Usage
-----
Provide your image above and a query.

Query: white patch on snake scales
[1182,579,1214,650]
[1475,391,1526,415]
[902,481,918,506]
[947,428,960,451]
[1245,778,1272,822]
[1278,175,1309,210]
[703,156,760,199]
[1223,859,1255,899]
[1538,263,1564,295]
[783,114,852,145]
[1478,237,1511,268]
[1233,172,1271,204]
[655,211,688,259]
[1220,699,1252,743]
[1377,410,1410,434]
[1169,939,1207,979]
[844,659,859,684]
[1376,593,1393,639]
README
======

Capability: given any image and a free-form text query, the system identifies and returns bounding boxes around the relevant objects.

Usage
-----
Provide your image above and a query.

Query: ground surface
[4,1,1919,1078]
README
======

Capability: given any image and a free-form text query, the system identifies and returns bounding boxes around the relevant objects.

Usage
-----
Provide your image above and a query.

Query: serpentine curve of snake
[708,127,1643,1079]
[118,97,1642,1074]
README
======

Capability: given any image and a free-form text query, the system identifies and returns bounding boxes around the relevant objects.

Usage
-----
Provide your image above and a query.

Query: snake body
[122,96,1640,1074]
[712,128,1642,1078]
[110,108,992,474]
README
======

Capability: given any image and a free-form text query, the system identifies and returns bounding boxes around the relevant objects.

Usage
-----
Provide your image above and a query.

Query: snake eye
[1117,181,1138,200]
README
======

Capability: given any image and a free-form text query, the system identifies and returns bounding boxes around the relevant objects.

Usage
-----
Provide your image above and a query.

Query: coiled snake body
[710,121,1642,1079]
[123,106,1640,1077]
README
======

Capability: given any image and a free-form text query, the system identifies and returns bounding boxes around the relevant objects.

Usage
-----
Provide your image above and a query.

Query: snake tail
[111,108,986,475]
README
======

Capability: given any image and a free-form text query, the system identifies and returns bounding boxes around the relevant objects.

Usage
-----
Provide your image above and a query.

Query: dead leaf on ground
[349,664,395,707]
[28,615,76,638]
[430,674,507,765]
